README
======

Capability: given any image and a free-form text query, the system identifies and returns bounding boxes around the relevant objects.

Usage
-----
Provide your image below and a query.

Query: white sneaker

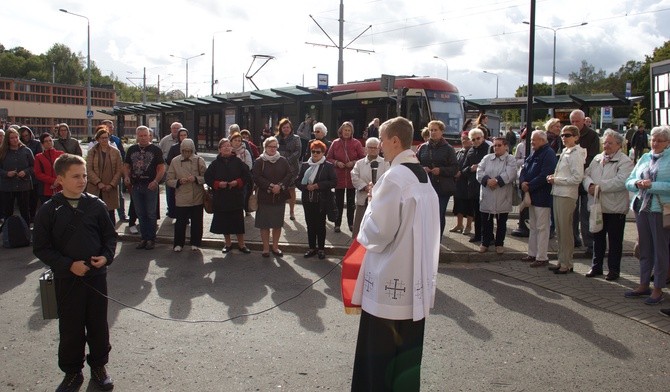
[129,226,139,234]
[173,246,182,252]
[191,245,199,251]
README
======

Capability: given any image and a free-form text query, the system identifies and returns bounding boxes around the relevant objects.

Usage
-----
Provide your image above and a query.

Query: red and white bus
[330,76,464,144]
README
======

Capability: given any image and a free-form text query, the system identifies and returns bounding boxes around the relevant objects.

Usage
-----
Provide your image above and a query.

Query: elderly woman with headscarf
[624,125,670,305]
[297,140,337,259]
[582,129,633,281]
[252,136,294,257]
[86,125,124,224]
[205,138,252,254]
[166,138,207,252]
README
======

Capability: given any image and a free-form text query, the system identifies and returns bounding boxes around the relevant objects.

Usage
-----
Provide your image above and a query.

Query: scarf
[260,151,282,163]
[233,144,247,161]
[640,151,663,211]
[301,156,326,185]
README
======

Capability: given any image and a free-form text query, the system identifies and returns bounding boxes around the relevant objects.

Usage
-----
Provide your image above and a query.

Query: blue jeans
[131,184,158,241]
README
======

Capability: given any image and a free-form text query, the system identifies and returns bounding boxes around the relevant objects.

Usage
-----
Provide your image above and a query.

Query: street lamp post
[433,55,449,80]
[523,21,588,98]
[171,52,205,98]
[211,29,232,95]
[59,8,92,139]
[483,70,499,98]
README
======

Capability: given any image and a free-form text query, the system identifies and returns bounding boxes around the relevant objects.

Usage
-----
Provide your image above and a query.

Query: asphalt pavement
[1,244,668,391]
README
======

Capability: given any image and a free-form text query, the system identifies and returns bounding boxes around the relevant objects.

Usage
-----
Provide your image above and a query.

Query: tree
[568,60,607,93]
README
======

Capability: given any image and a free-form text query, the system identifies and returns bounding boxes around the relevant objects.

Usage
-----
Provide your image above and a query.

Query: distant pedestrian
[166,138,206,252]
[86,126,123,224]
[519,130,557,266]
[296,114,314,161]
[123,126,166,250]
[451,132,474,234]
[349,137,388,239]
[252,137,293,257]
[417,120,458,237]
[326,121,365,233]
[630,125,649,163]
[276,118,301,221]
[0,127,34,225]
[205,138,252,254]
[159,122,182,220]
[297,140,337,259]
[33,132,63,204]
[546,126,585,273]
[476,137,517,254]
[53,123,83,156]
[583,130,633,281]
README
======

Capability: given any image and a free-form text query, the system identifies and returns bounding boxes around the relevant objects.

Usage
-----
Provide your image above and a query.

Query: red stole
[341,238,365,314]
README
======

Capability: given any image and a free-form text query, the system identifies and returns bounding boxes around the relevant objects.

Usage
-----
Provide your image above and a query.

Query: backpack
[1,215,31,248]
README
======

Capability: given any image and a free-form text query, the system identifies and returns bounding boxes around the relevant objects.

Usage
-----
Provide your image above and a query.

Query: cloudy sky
[3,0,669,99]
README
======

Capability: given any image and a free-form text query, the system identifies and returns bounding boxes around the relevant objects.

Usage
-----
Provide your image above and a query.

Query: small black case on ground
[39,269,58,319]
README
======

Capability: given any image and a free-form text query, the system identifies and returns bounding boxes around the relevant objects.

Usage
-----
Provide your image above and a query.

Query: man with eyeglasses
[350,137,388,238]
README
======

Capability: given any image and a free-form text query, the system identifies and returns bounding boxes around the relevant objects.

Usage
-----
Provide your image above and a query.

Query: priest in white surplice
[351,117,440,392]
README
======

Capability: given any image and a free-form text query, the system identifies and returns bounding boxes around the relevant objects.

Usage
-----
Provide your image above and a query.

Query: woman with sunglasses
[546,125,586,273]
[297,141,337,259]
[461,128,492,244]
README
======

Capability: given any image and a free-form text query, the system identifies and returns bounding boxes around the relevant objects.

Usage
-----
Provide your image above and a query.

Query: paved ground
[1,245,668,391]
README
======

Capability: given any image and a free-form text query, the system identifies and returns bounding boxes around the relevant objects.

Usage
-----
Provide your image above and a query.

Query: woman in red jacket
[33,132,64,203]
[326,121,365,233]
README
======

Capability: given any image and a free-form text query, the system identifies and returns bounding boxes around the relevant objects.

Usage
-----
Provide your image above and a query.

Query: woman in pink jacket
[326,121,364,233]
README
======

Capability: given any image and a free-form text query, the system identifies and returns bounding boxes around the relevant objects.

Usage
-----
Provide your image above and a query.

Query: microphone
[370,160,379,184]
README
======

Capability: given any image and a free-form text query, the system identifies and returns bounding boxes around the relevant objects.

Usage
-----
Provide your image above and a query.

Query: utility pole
[306,0,374,85]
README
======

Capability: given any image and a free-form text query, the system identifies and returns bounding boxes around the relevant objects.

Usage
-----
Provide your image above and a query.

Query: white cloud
[3,0,668,99]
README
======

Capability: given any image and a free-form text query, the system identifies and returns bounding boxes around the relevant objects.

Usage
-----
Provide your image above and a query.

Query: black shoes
[304,249,318,258]
[135,240,147,249]
[468,237,480,243]
[56,371,84,392]
[222,246,232,253]
[318,250,326,259]
[238,246,251,254]
[660,308,670,317]
[511,229,529,238]
[144,240,155,250]
[585,269,603,278]
[334,227,341,233]
[605,273,620,281]
[90,366,114,391]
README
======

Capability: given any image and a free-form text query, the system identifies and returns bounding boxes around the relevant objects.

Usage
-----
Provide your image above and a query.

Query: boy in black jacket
[33,154,117,392]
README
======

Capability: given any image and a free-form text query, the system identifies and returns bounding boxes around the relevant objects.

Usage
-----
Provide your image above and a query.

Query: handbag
[203,186,214,214]
[656,195,670,229]
[512,185,521,206]
[589,185,603,233]
[247,187,258,212]
[320,190,338,222]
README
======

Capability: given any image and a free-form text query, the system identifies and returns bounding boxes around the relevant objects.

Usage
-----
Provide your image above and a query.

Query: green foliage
[628,102,646,127]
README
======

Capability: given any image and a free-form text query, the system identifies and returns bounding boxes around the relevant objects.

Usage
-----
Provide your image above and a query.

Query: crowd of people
[4,112,670,390]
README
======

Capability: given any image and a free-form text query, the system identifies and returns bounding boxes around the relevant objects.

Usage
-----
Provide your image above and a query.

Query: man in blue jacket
[519,130,557,266]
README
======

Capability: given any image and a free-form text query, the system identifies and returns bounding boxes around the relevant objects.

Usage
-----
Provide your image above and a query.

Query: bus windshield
[427,91,463,138]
